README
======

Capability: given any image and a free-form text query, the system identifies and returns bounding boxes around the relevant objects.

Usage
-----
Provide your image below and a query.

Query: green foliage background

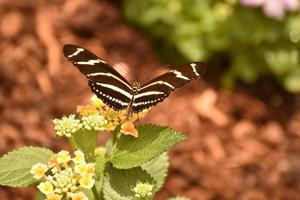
[123,0,300,92]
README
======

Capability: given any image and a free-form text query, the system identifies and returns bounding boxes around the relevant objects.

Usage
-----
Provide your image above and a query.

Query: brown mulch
[0,0,300,199]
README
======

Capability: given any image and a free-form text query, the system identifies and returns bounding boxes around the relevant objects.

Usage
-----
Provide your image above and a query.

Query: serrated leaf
[95,154,106,180]
[0,147,53,187]
[142,152,169,192]
[109,124,186,169]
[103,164,154,200]
[71,130,97,161]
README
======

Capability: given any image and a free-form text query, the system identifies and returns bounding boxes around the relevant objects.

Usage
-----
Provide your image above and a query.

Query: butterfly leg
[126,97,134,121]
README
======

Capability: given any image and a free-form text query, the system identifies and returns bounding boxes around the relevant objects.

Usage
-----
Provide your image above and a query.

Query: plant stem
[68,137,76,150]
[92,185,101,200]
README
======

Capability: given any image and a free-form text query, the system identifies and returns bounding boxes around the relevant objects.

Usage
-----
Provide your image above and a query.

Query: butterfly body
[63,44,206,119]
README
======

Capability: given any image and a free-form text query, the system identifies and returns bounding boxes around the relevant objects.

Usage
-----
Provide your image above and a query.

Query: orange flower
[120,121,139,137]
[48,154,61,171]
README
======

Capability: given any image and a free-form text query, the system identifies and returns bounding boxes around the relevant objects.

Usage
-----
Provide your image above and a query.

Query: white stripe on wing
[95,83,132,99]
[87,72,132,89]
[140,80,175,90]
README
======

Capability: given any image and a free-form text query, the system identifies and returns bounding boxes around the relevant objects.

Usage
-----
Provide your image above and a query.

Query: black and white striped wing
[63,44,133,110]
[132,62,206,112]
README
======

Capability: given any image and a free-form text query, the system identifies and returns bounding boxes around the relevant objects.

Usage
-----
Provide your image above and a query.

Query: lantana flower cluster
[53,95,148,138]
[241,0,300,20]
[132,182,154,198]
[30,150,95,200]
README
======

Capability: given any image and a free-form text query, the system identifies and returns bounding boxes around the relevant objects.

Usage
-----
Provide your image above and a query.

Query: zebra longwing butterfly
[63,44,206,119]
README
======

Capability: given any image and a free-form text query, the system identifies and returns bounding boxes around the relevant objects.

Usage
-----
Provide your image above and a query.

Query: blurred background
[0,0,300,199]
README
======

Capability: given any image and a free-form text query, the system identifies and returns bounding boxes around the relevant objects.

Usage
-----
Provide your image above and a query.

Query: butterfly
[63,44,206,119]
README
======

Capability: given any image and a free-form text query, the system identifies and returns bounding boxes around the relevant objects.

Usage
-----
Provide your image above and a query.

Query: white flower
[30,163,48,180]
[132,182,153,198]
[53,115,82,137]
[73,150,85,164]
[37,181,54,195]
[69,191,88,200]
[81,113,107,131]
[79,175,95,189]
[57,150,71,164]
[46,193,62,200]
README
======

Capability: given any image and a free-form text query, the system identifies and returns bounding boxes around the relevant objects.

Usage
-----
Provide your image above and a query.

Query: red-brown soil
[0,0,300,200]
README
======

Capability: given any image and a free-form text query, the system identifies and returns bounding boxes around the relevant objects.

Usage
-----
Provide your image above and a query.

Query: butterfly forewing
[132,62,206,112]
[63,44,130,84]
[63,44,133,110]
[63,44,206,115]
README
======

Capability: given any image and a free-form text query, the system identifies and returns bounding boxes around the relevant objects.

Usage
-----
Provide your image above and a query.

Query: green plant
[0,96,189,200]
[123,0,300,92]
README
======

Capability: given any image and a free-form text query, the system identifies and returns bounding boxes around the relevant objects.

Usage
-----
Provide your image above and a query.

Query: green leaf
[95,154,106,180]
[142,152,169,192]
[0,147,53,187]
[105,139,114,158]
[109,124,186,169]
[34,191,45,200]
[103,164,154,200]
[83,189,95,200]
[83,180,103,200]
[71,130,97,161]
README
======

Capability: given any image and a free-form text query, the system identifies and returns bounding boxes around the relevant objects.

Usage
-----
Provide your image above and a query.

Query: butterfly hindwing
[132,62,206,112]
[63,44,133,110]
[64,44,206,114]
[89,81,131,110]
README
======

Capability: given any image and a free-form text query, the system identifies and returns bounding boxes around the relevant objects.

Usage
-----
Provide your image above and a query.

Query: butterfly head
[132,81,140,93]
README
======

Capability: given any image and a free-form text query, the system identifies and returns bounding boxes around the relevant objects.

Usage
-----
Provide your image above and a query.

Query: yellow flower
[77,95,149,132]
[73,150,85,164]
[32,150,95,199]
[90,95,103,107]
[57,150,71,164]
[74,163,87,175]
[79,175,95,189]
[85,163,95,175]
[30,163,48,180]
[74,163,95,176]
[69,192,88,200]
[76,105,99,116]
[37,181,54,195]
[46,193,62,200]
[102,122,117,131]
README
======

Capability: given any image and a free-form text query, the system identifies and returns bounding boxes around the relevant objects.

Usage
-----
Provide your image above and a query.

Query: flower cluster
[30,150,95,200]
[241,0,300,19]
[53,95,148,138]
[77,95,148,130]
[53,115,82,137]
[132,182,153,198]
